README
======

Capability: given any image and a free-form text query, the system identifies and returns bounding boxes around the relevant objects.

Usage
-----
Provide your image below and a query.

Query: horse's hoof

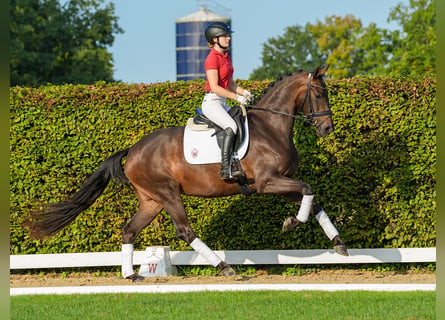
[282,216,300,232]
[218,261,235,276]
[334,245,349,256]
[220,266,235,276]
[126,273,145,283]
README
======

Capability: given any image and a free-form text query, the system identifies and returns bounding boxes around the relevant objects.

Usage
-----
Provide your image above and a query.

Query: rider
[202,21,252,180]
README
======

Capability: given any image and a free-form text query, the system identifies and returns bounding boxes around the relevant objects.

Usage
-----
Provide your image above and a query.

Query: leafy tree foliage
[10,0,123,86]
[387,0,436,75]
[250,0,435,79]
[307,15,364,78]
[249,24,324,80]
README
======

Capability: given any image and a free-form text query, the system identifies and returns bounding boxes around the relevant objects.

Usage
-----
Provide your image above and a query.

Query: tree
[250,15,390,79]
[309,16,396,78]
[10,0,123,86]
[307,15,364,78]
[352,23,395,76]
[249,24,324,80]
[387,0,436,75]
[249,0,436,79]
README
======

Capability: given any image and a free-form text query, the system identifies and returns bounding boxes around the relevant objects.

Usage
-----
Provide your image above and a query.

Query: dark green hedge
[10,76,436,254]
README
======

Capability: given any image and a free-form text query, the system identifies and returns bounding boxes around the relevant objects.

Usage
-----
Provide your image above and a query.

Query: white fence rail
[10,247,435,270]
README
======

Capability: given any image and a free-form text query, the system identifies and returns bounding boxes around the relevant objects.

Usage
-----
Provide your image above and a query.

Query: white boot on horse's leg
[315,210,349,256]
[296,194,314,223]
[190,238,235,276]
[283,194,314,232]
[122,244,144,282]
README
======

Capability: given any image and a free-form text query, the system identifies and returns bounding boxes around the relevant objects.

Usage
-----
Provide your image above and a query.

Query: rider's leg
[219,127,241,179]
[201,94,243,179]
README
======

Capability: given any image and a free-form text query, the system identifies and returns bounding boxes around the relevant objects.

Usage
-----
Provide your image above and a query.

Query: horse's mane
[252,70,304,104]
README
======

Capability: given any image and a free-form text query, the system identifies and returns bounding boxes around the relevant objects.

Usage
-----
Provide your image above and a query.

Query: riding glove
[236,94,249,106]
[243,90,253,102]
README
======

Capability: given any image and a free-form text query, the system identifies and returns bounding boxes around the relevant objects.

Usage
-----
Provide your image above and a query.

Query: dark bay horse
[24,65,348,282]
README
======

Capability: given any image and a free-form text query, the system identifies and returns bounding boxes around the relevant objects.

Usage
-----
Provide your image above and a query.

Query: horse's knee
[302,183,313,196]
[122,226,138,244]
[175,226,196,244]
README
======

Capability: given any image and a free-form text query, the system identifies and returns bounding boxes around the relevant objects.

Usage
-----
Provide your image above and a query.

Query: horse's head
[297,65,334,136]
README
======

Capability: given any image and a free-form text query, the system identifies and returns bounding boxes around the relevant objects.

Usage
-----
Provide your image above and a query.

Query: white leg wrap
[121,244,135,278]
[296,195,314,223]
[315,210,339,240]
[190,238,222,267]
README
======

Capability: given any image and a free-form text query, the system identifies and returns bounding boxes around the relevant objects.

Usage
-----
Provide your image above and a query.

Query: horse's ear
[314,65,330,78]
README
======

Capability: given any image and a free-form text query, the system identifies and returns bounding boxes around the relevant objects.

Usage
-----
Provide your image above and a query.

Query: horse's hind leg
[162,193,235,276]
[121,198,163,282]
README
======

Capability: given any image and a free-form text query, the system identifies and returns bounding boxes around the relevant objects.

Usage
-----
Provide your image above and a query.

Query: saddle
[189,106,247,152]
[183,105,252,196]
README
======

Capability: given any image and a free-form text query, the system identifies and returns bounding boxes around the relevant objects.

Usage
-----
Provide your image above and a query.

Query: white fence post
[138,246,177,277]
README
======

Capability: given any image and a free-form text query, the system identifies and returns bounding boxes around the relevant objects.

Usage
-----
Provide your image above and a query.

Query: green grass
[11,290,435,320]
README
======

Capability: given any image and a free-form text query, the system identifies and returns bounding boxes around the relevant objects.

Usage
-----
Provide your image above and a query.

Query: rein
[246,105,309,121]
[246,73,332,124]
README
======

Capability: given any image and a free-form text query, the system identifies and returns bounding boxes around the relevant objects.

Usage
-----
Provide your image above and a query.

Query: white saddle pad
[183,118,249,164]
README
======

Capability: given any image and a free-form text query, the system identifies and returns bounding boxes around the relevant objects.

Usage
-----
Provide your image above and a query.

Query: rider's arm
[206,69,238,100]
[228,78,245,96]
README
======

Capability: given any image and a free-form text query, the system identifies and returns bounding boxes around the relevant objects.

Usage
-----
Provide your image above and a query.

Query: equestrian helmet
[205,22,233,43]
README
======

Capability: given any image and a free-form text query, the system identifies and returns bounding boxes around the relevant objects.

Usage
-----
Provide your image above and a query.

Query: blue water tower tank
[176,7,231,81]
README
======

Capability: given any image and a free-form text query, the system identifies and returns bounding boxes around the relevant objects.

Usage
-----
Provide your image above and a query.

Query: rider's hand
[243,90,253,102]
[236,94,248,106]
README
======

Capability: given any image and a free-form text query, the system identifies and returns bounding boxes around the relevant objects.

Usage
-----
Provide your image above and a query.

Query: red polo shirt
[204,48,234,92]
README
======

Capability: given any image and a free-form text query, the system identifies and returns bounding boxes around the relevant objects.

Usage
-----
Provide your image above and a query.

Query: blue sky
[99,0,407,83]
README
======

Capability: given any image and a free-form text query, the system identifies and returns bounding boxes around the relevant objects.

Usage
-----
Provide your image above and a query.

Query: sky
[94,0,408,84]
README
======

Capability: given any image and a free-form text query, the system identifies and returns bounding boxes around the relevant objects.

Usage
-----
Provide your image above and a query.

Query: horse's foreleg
[164,196,235,276]
[281,192,349,256]
[121,199,163,282]
[312,204,348,256]
[316,214,348,256]
[280,190,309,231]
[259,176,313,228]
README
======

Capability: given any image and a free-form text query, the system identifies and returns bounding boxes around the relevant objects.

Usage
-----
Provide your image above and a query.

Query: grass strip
[11,290,435,320]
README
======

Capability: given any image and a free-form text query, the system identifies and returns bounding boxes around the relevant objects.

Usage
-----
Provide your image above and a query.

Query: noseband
[247,72,332,124]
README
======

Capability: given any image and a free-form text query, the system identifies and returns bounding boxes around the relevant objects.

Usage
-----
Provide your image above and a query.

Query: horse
[24,65,348,282]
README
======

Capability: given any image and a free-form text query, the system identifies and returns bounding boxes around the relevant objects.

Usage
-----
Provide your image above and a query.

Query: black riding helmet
[205,22,234,44]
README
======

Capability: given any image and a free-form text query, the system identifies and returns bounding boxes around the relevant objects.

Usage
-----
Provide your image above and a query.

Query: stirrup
[231,154,245,177]
[220,158,244,180]
[230,164,244,178]
[220,167,232,180]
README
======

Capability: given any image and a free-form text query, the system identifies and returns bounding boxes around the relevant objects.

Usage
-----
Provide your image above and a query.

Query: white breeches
[201,93,237,133]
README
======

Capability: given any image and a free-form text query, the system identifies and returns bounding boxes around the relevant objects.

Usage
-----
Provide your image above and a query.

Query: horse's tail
[23,148,130,239]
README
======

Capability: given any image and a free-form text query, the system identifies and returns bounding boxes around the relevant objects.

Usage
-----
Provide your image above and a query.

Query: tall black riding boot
[220,128,243,179]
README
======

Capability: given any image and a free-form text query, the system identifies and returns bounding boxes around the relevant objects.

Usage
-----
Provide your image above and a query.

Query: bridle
[300,73,333,121]
[246,72,333,124]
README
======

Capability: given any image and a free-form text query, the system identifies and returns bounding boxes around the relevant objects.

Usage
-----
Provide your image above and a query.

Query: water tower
[175,5,231,81]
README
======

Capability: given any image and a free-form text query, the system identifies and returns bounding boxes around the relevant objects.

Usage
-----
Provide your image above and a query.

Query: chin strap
[216,37,229,51]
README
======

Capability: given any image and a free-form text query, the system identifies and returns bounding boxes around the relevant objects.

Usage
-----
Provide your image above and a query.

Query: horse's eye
[315,94,322,99]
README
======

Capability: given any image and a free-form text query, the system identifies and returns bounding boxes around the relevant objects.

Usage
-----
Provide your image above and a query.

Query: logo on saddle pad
[183,118,249,165]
